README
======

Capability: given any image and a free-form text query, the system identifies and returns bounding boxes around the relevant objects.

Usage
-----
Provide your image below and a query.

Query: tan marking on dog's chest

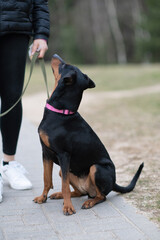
[70,173,96,197]
[76,177,88,194]
[39,130,50,148]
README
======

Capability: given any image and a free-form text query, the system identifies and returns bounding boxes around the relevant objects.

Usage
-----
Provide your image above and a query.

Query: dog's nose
[52,54,65,64]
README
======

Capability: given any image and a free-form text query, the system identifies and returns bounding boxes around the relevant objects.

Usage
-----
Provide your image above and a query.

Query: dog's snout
[52,54,65,64]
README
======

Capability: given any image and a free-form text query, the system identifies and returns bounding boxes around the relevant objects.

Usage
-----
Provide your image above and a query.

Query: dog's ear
[83,74,96,89]
[63,71,76,86]
[88,78,96,88]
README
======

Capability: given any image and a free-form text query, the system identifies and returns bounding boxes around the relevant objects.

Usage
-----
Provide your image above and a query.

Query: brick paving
[0,119,160,240]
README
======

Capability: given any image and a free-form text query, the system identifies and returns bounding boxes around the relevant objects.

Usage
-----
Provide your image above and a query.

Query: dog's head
[48,54,95,112]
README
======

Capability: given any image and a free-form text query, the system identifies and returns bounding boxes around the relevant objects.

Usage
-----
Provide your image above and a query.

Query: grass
[24,63,160,94]
[81,64,160,91]
[111,92,160,116]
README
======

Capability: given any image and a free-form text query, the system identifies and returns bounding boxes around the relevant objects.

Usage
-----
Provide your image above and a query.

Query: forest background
[45,0,160,64]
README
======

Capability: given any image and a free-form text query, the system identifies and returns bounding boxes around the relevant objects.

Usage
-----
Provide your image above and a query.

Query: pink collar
[46,103,75,115]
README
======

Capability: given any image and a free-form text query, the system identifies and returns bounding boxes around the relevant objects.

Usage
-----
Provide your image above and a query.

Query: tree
[104,0,127,63]
[46,0,160,63]
[138,0,160,62]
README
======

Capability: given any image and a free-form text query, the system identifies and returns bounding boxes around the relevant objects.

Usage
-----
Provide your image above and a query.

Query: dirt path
[88,83,160,99]
[23,83,160,125]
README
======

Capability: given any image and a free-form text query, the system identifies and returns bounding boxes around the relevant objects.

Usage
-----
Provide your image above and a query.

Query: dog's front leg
[34,158,53,204]
[58,152,76,215]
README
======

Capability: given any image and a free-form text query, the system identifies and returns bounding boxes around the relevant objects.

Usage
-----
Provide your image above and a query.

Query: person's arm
[31,0,50,58]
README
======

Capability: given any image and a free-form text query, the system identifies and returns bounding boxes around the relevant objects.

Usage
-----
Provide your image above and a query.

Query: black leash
[0,51,49,117]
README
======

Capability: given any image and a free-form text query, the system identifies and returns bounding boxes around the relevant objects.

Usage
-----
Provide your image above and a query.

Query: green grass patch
[80,64,160,91]
[24,63,160,94]
[123,93,160,115]
[113,93,159,115]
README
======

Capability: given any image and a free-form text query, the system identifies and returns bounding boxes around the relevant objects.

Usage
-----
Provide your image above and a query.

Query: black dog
[34,54,144,215]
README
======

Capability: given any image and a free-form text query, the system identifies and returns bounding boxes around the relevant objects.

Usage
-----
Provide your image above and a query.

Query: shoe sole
[10,184,32,190]
[2,171,32,190]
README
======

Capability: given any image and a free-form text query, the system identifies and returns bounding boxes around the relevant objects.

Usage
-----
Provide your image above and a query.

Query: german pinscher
[34,54,144,215]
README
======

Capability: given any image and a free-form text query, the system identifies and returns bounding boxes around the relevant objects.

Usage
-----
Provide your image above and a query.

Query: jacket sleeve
[32,0,50,41]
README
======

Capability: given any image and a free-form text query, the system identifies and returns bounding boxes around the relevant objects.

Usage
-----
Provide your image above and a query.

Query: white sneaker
[0,173,3,202]
[2,161,32,190]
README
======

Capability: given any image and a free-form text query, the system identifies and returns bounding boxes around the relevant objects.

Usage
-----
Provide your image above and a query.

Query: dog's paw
[49,192,63,199]
[33,195,47,204]
[81,199,95,209]
[63,205,76,216]
[82,196,106,209]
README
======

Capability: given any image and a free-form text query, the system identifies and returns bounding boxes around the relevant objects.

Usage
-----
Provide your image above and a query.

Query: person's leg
[0,34,32,190]
[0,34,29,160]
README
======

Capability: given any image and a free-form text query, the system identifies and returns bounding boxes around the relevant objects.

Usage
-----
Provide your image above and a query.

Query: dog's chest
[73,175,96,198]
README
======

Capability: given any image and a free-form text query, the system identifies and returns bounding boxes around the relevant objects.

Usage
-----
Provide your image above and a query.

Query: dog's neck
[45,103,75,115]
[47,90,83,113]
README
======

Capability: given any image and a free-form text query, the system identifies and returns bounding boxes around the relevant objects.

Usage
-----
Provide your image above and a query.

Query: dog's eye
[64,77,73,86]
[63,72,76,86]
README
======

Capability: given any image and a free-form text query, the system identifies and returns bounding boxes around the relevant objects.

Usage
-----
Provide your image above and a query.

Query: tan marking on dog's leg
[34,159,53,204]
[62,173,76,215]
[49,170,63,199]
[49,192,63,199]
[39,130,50,148]
[59,169,62,177]
[82,165,106,209]
[50,171,83,199]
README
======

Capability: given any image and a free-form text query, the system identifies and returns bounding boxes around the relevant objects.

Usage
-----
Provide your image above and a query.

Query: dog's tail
[113,162,144,194]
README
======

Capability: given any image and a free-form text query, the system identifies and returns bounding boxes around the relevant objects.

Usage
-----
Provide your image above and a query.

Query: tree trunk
[132,0,145,40]
[104,0,127,63]
[89,0,104,46]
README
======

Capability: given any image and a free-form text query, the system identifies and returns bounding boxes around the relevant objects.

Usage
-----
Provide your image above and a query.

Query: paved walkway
[0,119,160,240]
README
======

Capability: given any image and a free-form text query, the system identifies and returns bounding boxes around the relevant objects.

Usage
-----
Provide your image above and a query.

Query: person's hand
[31,39,48,58]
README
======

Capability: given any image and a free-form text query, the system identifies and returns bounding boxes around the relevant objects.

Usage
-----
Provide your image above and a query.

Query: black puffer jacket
[0,0,50,41]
